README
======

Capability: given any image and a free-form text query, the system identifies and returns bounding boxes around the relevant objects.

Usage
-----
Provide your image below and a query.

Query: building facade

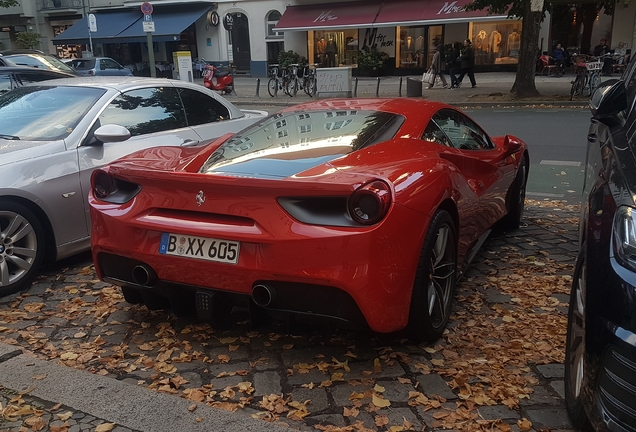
[0,0,630,78]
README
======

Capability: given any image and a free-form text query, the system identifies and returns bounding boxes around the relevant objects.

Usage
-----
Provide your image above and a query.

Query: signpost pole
[141,2,156,77]
[147,32,156,77]
[86,14,95,55]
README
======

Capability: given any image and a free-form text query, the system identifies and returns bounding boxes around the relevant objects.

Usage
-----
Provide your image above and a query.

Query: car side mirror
[502,135,523,154]
[590,80,627,124]
[94,124,132,143]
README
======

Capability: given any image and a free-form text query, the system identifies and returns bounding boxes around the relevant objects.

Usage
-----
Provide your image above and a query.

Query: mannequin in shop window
[316,37,326,67]
[326,36,338,67]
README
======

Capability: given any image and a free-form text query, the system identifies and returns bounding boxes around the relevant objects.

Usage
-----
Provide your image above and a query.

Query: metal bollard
[353,78,358,98]
[399,77,403,97]
[376,77,380,97]
[256,78,260,98]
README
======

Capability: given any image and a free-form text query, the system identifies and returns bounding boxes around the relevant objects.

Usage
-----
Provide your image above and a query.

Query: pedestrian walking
[426,44,448,89]
[457,39,477,88]
[448,42,462,89]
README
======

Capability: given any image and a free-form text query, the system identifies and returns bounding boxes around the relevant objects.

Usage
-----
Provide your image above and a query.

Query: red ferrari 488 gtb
[90,98,528,341]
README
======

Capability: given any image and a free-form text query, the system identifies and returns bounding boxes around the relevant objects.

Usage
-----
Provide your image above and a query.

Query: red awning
[375,0,509,26]
[275,1,383,31]
[275,0,508,31]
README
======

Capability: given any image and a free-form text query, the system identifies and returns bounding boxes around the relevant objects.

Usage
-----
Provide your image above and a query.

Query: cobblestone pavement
[0,200,580,432]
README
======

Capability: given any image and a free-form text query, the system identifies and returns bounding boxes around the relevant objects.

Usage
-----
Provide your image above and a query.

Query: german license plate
[159,233,239,264]
[202,70,211,78]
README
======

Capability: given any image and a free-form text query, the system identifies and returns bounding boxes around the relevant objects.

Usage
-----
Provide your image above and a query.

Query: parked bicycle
[267,64,294,97]
[570,57,602,100]
[301,63,318,97]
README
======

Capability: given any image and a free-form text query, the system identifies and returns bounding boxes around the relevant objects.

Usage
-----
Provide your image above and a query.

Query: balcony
[40,0,83,14]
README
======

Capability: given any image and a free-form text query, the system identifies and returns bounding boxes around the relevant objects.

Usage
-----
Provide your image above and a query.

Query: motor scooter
[202,64,234,94]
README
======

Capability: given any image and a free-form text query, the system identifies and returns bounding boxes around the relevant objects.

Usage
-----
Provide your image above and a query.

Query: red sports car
[89,99,528,341]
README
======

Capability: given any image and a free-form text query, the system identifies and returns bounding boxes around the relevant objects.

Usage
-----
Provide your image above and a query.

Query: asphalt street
[0,73,593,431]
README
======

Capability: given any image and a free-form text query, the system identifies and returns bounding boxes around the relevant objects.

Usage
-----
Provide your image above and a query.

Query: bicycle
[268,64,295,97]
[570,57,602,100]
[301,63,318,97]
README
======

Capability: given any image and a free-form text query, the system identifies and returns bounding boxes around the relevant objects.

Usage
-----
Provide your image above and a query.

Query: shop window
[267,10,283,38]
[396,25,443,69]
[469,21,522,66]
[309,30,358,67]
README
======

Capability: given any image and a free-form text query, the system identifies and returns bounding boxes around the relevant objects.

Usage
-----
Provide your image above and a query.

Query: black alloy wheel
[407,209,457,342]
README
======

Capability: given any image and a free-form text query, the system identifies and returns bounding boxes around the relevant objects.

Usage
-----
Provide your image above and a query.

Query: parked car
[565,63,636,430]
[89,98,529,341]
[0,49,77,75]
[70,57,133,76]
[0,66,76,95]
[0,77,267,297]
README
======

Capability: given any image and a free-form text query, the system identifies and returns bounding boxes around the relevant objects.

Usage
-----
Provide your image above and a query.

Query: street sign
[88,13,97,32]
[223,13,233,31]
[140,2,153,15]
[144,14,152,21]
[142,21,155,32]
[207,11,219,27]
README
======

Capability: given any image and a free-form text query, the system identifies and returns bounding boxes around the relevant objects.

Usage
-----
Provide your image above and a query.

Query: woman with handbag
[425,44,448,89]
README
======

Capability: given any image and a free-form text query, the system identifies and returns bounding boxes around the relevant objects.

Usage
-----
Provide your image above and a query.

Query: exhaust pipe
[252,284,276,307]
[132,265,156,286]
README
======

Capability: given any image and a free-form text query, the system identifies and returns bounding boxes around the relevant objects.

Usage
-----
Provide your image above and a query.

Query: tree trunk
[511,0,542,98]
[580,3,598,55]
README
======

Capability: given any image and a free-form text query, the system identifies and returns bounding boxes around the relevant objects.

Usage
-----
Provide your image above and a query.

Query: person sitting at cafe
[593,38,613,75]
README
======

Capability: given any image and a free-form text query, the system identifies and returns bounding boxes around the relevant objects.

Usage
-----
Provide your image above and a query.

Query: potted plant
[357,48,389,76]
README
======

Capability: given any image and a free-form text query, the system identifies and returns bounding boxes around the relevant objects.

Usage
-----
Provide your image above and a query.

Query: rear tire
[267,78,278,97]
[0,201,45,297]
[407,210,457,342]
[564,249,593,431]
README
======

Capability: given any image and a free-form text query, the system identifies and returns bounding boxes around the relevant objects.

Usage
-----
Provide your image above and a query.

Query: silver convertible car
[0,77,267,296]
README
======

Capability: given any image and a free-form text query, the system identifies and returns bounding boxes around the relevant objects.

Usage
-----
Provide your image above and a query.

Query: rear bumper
[91,202,428,333]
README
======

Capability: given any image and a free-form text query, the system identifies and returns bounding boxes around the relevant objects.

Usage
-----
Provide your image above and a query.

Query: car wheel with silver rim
[564,248,592,430]
[0,201,45,297]
[407,209,457,342]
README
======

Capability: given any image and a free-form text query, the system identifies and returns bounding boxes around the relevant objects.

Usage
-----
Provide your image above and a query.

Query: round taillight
[92,170,115,199]
[348,180,392,225]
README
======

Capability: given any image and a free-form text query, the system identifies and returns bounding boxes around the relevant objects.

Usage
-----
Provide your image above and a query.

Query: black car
[0,49,77,75]
[0,66,76,94]
[565,63,636,430]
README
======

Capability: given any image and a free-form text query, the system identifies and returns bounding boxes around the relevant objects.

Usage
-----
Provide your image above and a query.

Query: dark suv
[565,63,636,430]
[0,66,75,94]
[0,49,77,75]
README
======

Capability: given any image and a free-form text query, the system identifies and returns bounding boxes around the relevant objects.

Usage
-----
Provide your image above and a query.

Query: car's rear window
[0,85,105,141]
[199,109,403,175]
[4,54,76,74]
[72,59,96,70]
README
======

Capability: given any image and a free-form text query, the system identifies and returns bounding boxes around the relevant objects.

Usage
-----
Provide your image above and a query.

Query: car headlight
[612,206,636,271]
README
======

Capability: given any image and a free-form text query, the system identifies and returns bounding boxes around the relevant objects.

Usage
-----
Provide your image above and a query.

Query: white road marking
[539,160,582,166]
[527,192,566,198]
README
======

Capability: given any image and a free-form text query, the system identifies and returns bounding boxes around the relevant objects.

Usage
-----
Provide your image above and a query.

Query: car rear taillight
[348,180,392,225]
[91,169,141,204]
[89,69,95,75]
[92,169,115,199]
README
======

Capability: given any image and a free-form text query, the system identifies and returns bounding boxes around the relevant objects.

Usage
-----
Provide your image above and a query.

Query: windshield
[4,54,76,74]
[72,59,96,70]
[200,109,403,176]
[0,85,106,141]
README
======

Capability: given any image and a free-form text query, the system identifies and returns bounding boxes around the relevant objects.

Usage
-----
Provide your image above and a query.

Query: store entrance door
[230,13,251,72]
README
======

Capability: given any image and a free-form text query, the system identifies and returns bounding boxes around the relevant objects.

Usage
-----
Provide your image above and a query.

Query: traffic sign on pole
[140,2,153,15]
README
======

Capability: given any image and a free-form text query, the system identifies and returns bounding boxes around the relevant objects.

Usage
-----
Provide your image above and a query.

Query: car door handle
[587,133,597,143]
[181,139,199,147]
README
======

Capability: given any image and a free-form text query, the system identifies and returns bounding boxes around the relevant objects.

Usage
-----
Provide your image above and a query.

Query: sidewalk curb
[0,343,289,432]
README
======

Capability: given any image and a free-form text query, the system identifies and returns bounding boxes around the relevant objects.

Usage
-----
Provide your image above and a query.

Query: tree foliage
[0,0,19,7]
[16,32,41,49]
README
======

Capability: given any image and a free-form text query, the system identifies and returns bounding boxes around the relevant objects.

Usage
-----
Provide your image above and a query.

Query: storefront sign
[360,28,395,56]
[208,11,220,26]
[436,1,465,15]
[313,11,338,23]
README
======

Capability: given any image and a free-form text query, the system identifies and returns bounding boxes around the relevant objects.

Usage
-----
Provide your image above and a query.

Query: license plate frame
[158,233,240,264]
